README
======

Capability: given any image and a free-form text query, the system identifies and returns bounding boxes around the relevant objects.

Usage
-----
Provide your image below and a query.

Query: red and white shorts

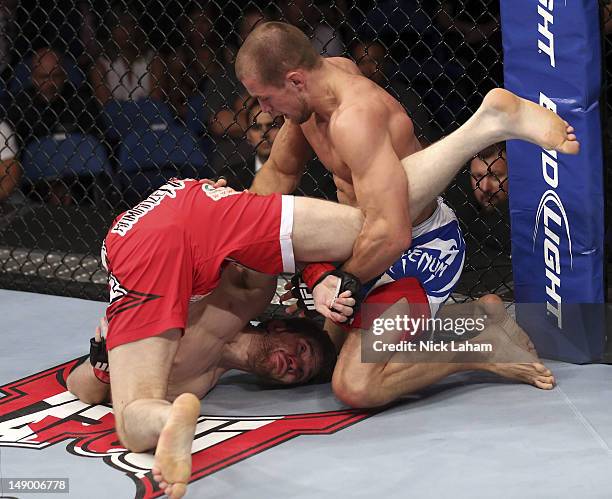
[101,180,295,350]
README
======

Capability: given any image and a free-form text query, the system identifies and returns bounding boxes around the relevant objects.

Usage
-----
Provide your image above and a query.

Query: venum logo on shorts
[0,361,375,499]
[533,93,573,329]
[392,224,465,299]
[111,179,186,237]
[406,237,460,281]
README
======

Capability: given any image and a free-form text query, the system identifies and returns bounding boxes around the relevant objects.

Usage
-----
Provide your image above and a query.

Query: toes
[171,483,187,499]
[534,379,554,390]
[533,374,555,389]
[532,363,552,375]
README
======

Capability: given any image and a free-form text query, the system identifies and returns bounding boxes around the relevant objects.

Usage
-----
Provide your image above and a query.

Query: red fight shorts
[101,179,295,350]
[351,277,431,342]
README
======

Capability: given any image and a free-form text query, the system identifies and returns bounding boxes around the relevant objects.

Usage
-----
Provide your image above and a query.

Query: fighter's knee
[478,294,502,304]
[65,370,76,394]
[114,401,151,453]
[112,417,132,451]
[331,369,380,409]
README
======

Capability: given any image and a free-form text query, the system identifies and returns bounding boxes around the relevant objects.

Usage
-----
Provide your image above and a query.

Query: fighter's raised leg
[290,89,579,267]
[291,196,364,263]
[401,88,579,218]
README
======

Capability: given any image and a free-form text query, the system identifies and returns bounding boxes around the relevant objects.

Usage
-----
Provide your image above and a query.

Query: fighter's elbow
[384,226,412,256]
[395,229,412,253]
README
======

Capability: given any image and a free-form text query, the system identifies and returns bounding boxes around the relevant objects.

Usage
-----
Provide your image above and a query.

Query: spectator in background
[0,120,19,202]
[278,0,346,56]
[434,0,502,116]
[165,3,251,171]
[9,48,101,141]
[220,4,269,67]
[443,141,510,266]
[8,47,102,204]
[90,9,160,105]
[76,0,102,70]
[437,141,511,298]
[160,3,220,109]
[221,99,336,199]
[0,0,16,79]
[469,142,508,211]
[219,99,283,190]
[233,5,267,53]
[350,39,435,144]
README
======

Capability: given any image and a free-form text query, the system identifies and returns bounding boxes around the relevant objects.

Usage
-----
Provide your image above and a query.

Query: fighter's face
[470,152,509,210]
[241,76,313,124]
[253,321,321,385]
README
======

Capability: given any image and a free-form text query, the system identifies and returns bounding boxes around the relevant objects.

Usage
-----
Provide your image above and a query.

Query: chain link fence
[0,0,518,306]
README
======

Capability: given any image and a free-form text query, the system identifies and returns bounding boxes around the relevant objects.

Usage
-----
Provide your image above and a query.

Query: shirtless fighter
[99,85,577,497]
[235,22,579,409]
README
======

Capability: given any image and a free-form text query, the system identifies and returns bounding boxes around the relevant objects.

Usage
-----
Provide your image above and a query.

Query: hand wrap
[289,263,362,319]
[90,337,110,384]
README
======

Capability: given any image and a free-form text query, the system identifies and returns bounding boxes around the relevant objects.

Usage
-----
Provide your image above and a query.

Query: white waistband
[411,197,457,238]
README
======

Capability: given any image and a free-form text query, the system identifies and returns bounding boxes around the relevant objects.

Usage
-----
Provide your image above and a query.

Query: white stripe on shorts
[280,195,295,273]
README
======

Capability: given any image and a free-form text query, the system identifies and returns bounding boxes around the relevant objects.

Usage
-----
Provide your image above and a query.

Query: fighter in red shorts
[102,178,363,499]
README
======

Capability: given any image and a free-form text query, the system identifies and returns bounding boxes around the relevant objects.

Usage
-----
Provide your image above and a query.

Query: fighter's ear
[286,70,306,89]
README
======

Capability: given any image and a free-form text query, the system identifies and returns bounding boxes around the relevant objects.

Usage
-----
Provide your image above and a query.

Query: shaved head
[236,21,322,87]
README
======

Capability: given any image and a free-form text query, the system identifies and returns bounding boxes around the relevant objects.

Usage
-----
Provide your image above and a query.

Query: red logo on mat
[0,360,375,498]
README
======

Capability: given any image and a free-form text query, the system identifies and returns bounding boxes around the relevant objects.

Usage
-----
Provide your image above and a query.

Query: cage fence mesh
[0,0,576,313]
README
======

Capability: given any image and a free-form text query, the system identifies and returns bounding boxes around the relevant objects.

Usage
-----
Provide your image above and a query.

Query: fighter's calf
[332,332,390,408]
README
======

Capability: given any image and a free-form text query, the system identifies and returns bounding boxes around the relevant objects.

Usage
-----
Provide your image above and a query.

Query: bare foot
[476,294,537,355]
[152,393,200,499]
[481,88,580,155]
[499,315,538,356]
[469,313,555,390]
[486,362,555,390]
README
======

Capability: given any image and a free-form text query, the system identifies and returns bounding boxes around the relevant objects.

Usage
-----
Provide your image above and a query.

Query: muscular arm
[249,120,314,195]
[330,104,412,282]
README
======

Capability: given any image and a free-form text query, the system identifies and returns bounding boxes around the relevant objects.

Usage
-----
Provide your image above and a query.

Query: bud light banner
[500,0,606,362]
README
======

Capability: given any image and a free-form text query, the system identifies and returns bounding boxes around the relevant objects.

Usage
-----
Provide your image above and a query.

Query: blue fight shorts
[362,197,466,317]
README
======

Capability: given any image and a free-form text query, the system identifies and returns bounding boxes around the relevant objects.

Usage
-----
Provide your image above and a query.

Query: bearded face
[250,324,321,385]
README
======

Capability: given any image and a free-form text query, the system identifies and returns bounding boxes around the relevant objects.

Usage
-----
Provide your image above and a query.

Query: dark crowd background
[0,0,607,305]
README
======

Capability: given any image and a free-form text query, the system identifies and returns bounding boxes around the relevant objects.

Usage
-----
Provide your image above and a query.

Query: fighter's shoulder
[326,56,362,75]
[330,97,389,139]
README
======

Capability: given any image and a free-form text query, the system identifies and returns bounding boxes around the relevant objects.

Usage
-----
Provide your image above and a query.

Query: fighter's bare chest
[301,121,351,182]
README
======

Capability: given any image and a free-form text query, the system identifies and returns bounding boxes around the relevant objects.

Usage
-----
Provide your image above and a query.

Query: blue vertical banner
[500,0,606,362]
